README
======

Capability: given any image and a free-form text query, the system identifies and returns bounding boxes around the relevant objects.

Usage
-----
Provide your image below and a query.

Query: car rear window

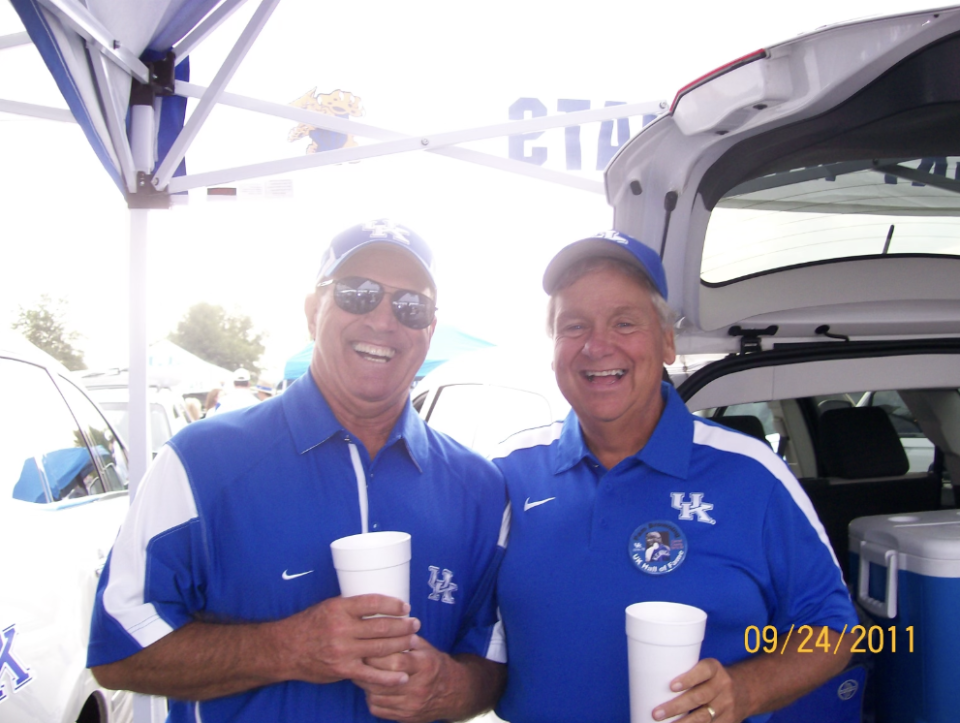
[701,156,960,283]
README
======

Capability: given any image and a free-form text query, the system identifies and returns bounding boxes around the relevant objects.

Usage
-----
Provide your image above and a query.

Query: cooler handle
[857,541,898,619]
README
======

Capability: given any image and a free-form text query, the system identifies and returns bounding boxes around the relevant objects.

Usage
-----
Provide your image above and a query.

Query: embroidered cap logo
[363,219,412,245]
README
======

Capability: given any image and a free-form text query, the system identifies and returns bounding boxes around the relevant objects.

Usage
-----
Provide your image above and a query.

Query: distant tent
[283,324,495,383]
[146,339,234,394]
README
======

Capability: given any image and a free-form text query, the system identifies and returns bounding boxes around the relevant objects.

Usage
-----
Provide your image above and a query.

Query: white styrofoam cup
[626,601,707,723]
[330,531,411,604]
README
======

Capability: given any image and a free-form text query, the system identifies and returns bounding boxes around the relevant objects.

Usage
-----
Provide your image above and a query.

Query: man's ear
[662,327,677,367]
[304,292,319,337]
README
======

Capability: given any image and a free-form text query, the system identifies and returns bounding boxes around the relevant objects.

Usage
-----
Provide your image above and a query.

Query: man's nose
[365,297,400,331]
[581,328,614,358]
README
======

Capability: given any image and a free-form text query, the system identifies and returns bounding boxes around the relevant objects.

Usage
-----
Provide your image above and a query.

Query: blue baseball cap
[542,230,668,300]
[316,219,436,288]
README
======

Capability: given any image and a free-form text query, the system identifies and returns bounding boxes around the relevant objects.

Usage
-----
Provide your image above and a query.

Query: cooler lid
[853,510,960,562]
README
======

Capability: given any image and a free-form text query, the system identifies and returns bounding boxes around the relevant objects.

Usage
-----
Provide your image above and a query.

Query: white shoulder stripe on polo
[691,420,841,570]
[498,502,511,549]
[103,444,199,648]
[485,608,508,664]
[489,420,564,461]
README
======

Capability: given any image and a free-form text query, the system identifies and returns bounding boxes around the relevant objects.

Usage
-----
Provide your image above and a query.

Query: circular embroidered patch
[629,520,688,575]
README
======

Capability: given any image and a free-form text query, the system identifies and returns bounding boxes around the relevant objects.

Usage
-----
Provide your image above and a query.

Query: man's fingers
[349,663,410,689]
[652,659,735,723]
[669,658,720,693]
[354,615,420,641]
[365,651,413,673]
[343,593,413,620]
[352,634,418,661]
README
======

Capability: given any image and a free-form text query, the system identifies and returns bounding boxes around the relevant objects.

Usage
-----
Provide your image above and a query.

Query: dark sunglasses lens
[391,292,434,329]
[334,278,383,315]
[331,277,434,329]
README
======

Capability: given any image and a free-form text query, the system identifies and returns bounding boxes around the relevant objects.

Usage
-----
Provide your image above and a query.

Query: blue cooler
[848,510,960,723]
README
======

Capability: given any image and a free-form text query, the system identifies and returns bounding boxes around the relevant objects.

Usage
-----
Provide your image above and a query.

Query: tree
[12,294,86,370]
[169,303,265,375]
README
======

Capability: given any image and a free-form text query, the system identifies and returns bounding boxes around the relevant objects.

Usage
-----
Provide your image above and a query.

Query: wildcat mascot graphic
[287,88,364,154]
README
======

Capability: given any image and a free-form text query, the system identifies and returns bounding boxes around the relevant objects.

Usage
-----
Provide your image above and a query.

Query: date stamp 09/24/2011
[744,624,916,655]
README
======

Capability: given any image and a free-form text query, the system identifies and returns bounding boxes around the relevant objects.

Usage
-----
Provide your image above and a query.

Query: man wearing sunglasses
[88,220,507,723]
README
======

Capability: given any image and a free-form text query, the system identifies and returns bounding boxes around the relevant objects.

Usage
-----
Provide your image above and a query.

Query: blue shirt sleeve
[763,481,859,633]
[87,446,206,667]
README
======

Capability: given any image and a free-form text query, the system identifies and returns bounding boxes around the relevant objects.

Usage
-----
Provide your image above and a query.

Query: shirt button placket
[368,470,374,530]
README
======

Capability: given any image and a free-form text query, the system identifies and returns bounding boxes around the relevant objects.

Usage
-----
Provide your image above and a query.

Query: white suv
[0,331,132,723]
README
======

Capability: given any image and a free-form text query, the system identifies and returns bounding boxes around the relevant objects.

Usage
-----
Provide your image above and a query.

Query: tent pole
[127,207,150,498]
[129,207,166,723]
[127,93,157,497]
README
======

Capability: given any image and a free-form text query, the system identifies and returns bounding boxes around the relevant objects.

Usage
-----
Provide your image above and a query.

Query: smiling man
[489,231,857,723]
[87,220,507,723]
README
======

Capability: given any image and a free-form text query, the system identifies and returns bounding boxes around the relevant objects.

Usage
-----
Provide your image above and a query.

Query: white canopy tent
[1,0,663,491]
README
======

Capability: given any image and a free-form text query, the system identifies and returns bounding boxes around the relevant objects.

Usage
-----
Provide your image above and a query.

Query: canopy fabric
[9,0,212,197]
[283,324,494,382]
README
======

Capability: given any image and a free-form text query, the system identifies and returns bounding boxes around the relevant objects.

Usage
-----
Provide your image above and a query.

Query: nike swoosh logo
[524,497,556,512]
[282,569,314,580]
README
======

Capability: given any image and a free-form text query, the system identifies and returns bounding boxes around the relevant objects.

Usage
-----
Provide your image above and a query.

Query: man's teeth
[585,369,625,380]
[353,342,396,362]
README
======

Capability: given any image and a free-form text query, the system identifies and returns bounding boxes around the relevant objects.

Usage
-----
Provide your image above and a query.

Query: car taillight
[670,49,768,113]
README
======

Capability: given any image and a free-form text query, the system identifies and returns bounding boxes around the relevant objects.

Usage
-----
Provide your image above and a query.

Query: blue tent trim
[11,0,123,192]
[283,325,495,382]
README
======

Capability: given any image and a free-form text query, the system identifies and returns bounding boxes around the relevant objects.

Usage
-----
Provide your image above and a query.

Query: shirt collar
[554,381,692,479]
[556,407,593,474]
[281,373,428,470]
[637,382,692,479]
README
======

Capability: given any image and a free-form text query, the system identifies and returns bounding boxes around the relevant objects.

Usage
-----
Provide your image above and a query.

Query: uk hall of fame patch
[629,520,688,575]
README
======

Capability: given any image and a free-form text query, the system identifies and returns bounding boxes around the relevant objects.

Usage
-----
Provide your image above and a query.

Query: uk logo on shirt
[0,624,33,702]
[671,493,716,524]
[427,566,457,604]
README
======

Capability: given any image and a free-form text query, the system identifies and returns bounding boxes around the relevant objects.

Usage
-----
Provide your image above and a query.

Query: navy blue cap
[316,219,435,287]
[542,230,668,300]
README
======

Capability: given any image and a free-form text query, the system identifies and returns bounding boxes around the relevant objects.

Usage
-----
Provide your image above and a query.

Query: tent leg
[128,208,150,497]
[129,208,167,722]
[133,692,167,723]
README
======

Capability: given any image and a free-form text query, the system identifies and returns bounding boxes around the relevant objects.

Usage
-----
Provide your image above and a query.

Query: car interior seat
[715,415,770,447]
[801,406,942,577]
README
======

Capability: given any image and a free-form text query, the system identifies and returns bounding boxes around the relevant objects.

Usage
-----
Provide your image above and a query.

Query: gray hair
[545,256,676,336]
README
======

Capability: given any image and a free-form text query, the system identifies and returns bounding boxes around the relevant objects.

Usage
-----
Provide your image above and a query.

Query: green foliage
[168,303,265,375]
[12,294,86,370]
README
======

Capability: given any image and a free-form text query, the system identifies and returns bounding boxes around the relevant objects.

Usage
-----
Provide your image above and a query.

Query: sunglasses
[317,276,437,330]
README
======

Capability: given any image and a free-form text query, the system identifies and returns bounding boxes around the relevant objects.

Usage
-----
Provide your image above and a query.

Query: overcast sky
[0,0,936,379]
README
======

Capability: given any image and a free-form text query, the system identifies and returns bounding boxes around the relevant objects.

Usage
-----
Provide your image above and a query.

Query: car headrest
[716,415,770,447]
[818,406,909,479]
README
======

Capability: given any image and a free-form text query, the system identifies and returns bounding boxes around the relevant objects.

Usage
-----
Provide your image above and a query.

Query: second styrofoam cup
[330,531,411,604]
[626,601,707,723]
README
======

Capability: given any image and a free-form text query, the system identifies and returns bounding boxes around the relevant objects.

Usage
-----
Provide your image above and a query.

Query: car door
[0,354,132,723]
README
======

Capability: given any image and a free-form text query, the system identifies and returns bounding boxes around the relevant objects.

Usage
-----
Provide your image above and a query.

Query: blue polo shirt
[491,383,857,723]
[88,373,506,723]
